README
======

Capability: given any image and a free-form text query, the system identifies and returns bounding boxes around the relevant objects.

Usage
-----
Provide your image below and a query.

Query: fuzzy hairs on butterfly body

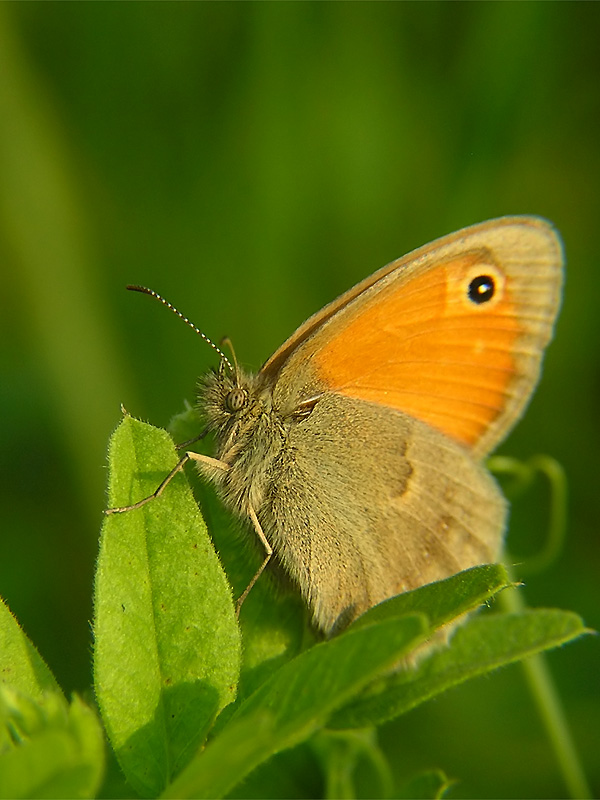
[198,367,506,635]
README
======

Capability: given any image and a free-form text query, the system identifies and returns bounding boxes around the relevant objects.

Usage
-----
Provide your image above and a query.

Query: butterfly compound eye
[225,387,248,413]
[468,274,495,304]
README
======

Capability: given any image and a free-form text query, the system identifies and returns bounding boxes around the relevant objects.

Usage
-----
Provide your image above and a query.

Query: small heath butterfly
[109,216,563,635]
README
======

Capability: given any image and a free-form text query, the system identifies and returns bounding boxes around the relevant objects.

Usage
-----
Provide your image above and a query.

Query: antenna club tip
[126,284,152,295]
[123,285,235,374]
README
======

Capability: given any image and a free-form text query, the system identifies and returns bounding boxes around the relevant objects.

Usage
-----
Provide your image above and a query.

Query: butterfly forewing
[266,217,563,458]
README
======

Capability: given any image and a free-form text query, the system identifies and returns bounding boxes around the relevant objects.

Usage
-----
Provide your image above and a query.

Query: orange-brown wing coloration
[264,217,563,459]
[315,252,519,452]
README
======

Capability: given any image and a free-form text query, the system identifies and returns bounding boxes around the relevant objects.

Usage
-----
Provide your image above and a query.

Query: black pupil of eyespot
[468,274,495,304]
[226,389,246,412]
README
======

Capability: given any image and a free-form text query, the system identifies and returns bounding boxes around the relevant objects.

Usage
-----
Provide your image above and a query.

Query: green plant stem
[499,584,591,799]
[314,729,394,800]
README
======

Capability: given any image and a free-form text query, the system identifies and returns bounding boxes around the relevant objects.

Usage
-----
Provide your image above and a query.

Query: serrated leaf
[164,614,428,799]
[0,689,104,799]
[330,609,588,729]
[94,416,241,797]
[0,597,61,700]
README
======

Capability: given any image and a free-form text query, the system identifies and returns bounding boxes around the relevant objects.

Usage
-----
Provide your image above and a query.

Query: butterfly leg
[105,449,271,616]
[105,451,229,514]
[235,505,273,617]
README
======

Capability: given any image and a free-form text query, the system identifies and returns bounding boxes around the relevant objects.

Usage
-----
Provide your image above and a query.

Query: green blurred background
[0,3,598,798]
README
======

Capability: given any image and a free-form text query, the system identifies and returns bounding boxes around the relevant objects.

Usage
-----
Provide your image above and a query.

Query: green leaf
[0,597,61,700]
[163,614,428,799]
[330,609,588,729]
[349,563,511,633]
[94,415,242,797]
[395,769,453,799]
[0,688,104,799]
[162,710,277,800]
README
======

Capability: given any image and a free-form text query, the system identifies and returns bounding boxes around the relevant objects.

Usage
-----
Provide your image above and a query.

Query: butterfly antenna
[126,285,234,372]
[219,336,241,384]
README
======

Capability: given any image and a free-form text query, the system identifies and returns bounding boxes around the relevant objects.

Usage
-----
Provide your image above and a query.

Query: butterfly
[109,216,563,635]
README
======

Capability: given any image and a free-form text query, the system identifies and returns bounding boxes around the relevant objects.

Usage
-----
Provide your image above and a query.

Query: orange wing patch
[314,254,521,449]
